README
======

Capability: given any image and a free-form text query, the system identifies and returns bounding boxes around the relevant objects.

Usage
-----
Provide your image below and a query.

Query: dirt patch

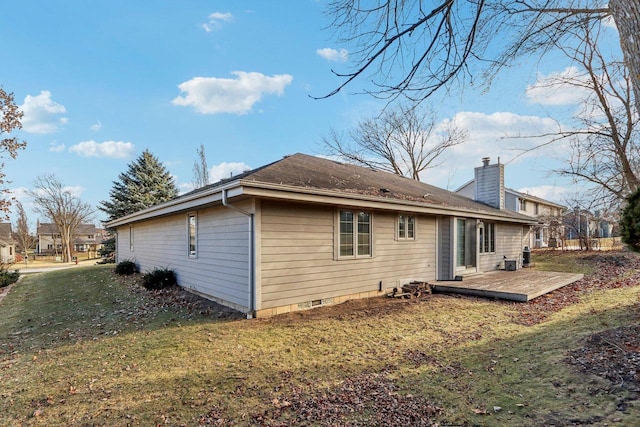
[566,324,640,416]
[567,325,640,392]
[114,272,244,320]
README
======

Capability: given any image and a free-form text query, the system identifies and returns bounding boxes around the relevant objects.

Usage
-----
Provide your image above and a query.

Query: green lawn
[1,256,639,426]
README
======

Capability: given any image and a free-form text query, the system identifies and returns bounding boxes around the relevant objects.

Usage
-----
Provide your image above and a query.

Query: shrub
[115,259,138,275]
[142,267,176,290]
[0,264,19,288]
[621,188,640,252]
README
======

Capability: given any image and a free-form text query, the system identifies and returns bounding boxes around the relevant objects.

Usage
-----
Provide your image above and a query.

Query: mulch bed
[567,325,640,394]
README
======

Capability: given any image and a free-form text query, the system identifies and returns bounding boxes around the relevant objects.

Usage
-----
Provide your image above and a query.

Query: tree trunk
[610,0,640,115]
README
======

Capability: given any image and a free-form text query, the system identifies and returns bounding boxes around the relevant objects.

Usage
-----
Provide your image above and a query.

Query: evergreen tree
[620,188,640,252]
[99,149,178,222]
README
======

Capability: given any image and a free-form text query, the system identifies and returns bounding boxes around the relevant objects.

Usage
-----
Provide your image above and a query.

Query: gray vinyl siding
[475,163,505,209]
[477,222,527,272]
[456,182,475,199]
[115,204,251,311]
[505,192,518,211]
[258,201,436,309]
[437,217,452,280]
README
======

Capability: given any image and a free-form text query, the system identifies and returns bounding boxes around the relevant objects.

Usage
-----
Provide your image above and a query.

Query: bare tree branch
[29,174,94,263]
[318,0,640,118]
[322,102,467,180]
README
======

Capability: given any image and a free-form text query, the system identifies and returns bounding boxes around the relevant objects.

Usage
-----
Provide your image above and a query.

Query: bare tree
[14,201,37,264]
[0,88,27,217]
[29,175,93,263]
[192,143,210,189]
[556,27,639,208]
[509,23,638,210]
[319,1,640,115]
[322,103,466,180]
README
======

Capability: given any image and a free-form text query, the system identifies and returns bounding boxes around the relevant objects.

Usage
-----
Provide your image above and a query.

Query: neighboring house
[73,224,103,253]
[108,153,536,318]
[564,209,617,241]
[0,223,15,264]
[37,223,103,254]
[456,157,565,249]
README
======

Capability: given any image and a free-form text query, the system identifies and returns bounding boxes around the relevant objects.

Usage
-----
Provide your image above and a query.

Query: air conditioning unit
[504,260,517,271]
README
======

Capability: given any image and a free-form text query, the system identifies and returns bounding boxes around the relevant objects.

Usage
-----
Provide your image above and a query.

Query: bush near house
[0,265,19,288]
[114,259,137,275]
[142,267,176,290]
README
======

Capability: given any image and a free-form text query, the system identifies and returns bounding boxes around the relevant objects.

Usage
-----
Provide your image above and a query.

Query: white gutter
[106,180,243,228]
[222,189,256,319]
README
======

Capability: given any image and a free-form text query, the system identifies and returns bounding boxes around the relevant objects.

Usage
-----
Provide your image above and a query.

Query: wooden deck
[433,269,584,302]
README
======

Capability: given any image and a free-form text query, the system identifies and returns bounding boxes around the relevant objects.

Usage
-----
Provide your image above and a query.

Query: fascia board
[240,182,537,225]
[106,181,243,227]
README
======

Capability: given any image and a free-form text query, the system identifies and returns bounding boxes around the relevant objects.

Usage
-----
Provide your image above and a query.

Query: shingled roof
[0,223,12,246]
[245,153,499,210]
[110,153,537,227]
[206,153,533,221]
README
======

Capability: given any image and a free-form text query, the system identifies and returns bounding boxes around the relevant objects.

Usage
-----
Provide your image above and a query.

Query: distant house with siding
[108,153,536,318]
[37,223,103,255]
[456,157,565,248]
[0,223,15,264]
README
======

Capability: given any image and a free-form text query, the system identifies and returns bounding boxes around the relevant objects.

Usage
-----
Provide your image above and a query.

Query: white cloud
[64,185,86,198]
[526,67,591,106]
[90,120,102,131]
[209,162,251,182]
[421,111,562,189]
[49,141,65,152]
[602,15,617,30]
[68,140,135,159]
[316,47,349,62]
[20,90,68,134]
[517,185,569,205]
[172,72,294,115]
[202,11,233,32]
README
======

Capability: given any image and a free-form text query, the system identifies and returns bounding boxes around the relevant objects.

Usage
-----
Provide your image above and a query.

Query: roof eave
[106,180,243,228]
[242,181,538,225]
[107,179,538,228]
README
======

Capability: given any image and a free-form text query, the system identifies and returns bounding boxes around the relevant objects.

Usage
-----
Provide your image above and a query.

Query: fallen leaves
[511,252,640,326]
[249,368,443,426]
[567,324,640,392]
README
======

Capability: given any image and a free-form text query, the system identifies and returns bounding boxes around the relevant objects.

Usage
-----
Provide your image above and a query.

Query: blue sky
[1,1,622,225]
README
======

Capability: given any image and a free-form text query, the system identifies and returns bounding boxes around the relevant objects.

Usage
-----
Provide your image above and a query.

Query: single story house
[0,223,15,264]
[108,153,536,318]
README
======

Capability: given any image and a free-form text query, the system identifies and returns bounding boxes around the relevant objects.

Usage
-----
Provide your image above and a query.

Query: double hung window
[398,215,415,240]
[339,210,371,258]
[479,222,496,254]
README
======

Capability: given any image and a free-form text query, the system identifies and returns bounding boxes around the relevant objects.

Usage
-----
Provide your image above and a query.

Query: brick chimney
[474,157,504,209]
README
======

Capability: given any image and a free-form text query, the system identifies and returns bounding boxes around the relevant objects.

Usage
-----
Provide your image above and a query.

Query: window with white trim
[519,199,527,212]
[398,214,415,240]
[129,225,134,251]
[188,213,197,257]
[479,222,495,254]
[339,210,371,258]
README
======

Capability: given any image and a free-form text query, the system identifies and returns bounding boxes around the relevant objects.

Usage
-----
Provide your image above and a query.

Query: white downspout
[222,189,256,318]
